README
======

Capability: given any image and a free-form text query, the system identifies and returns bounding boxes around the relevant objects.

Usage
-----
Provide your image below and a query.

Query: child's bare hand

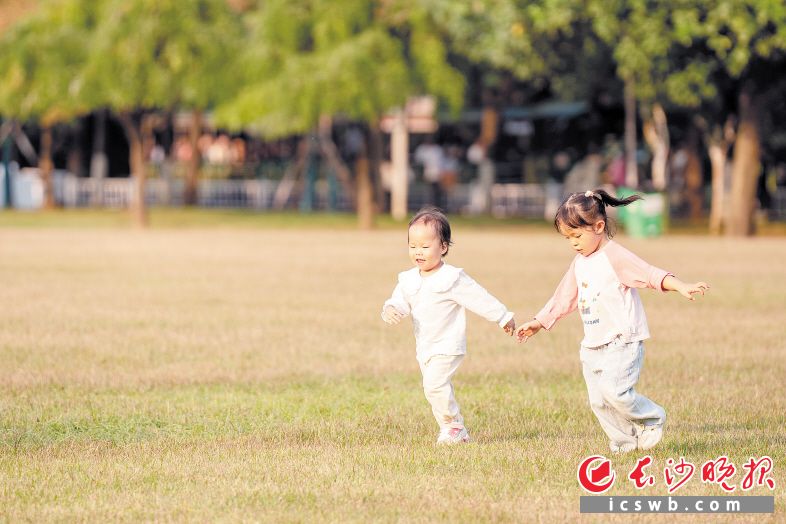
[679,281,710,301]
[502,318,516,336]
[516,320,543,343]
[382,305,404,325]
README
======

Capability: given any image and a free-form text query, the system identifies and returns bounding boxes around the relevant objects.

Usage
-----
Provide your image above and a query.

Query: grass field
[1,210,784,522]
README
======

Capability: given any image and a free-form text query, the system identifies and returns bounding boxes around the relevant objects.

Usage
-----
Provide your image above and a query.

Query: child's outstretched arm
[516,258,579,344]
[605,242,710,300]
[450,272,515,337]
[662,276,710,300]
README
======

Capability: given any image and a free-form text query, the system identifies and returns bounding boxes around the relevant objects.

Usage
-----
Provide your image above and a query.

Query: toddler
[517,190,709,453]
[382,207,516,444]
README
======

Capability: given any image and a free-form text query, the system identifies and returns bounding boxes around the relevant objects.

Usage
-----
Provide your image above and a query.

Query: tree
[78,0,243,226]
[436,0,786,235]
[0,0,96,208]
[589,0,786,234]
[426,0,621,206]
[215,0,464,228]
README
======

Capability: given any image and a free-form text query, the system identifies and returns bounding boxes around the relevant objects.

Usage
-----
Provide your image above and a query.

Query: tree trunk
[272,135,309,210]
[624,78,639,189]
[119,112,149,228]
[684,128,704,221]
[475,105,499,215]
[90,109,108,206]
[317,115,355,206]
[39,125,55,209]
[369,121,384,213]
[356,156,374,229]
[390,109,409,220]
[642,104,669,191]
[727,88,761,237]
[356,128,374,230]
[707,143,727,235]
[185,109,202,205]
[704,117,735,235]
[1,121,12,208]
[67,119,84,179]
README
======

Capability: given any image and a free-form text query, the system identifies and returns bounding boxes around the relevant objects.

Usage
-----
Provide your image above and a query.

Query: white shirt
[383,263,514,363]
[414,143,445,183]
[535,241,672,348]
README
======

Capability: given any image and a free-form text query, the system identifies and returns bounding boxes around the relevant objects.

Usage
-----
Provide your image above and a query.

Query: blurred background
[1,0,785,234]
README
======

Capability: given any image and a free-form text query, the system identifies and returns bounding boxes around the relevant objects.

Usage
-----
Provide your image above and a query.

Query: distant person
[379,158,414,213]
[516,190,709,453]
[604,145,626,188]
[563,152,603,196]
[414,137,445,207]
[439,145,462,207]
[381,207,516,445]
[174,136,193,163]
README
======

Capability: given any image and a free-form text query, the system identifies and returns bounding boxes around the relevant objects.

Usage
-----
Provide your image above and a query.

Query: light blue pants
[580,338,666,449]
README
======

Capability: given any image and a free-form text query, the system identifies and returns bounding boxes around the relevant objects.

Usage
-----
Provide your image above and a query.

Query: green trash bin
[616,187,665,238]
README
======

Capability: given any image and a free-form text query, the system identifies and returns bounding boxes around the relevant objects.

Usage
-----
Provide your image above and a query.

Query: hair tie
[585,190,596,198]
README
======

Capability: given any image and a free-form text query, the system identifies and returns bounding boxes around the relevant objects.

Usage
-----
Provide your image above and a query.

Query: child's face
[408,221,447,275]
[558,220,606,257]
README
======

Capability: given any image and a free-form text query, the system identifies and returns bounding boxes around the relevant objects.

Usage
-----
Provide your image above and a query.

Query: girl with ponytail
[517,189,709,453]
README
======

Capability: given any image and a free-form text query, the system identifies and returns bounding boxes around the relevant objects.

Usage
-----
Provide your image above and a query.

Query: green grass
[2,207,785,236]
[0,217,784,522]
[0,208,550,231]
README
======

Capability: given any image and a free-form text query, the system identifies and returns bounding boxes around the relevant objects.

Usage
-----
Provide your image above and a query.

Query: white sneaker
[436,427,470,445]
[610,441,637,454]
[638,424,664,450]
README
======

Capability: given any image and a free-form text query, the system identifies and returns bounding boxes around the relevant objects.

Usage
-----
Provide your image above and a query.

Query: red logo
[702,456,737,492]
[578,455,616,493]
[628,456,655,489]
[664,457,695,493]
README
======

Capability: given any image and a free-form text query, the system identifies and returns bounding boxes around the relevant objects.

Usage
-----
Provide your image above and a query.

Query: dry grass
[0,218,784,522]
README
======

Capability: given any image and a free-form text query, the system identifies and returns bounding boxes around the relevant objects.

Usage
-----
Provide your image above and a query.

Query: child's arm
[662,275,710,300]
[606,241,671,291]
[381,283,410,325]
[515,258,578,343]
[606,242,710,299]
[451,272,515,336]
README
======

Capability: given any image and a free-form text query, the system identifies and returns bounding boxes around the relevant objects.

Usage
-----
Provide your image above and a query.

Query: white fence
[5,168,786,220]
[51,173,553,218]
[56,176,281,209]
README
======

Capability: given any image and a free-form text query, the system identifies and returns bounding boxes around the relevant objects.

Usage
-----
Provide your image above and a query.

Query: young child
[382,207,516,445]
[517,190,709,453]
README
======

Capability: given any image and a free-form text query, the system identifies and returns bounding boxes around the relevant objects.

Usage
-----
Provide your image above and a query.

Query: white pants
[580,338,666,449]
[419,354,465,430]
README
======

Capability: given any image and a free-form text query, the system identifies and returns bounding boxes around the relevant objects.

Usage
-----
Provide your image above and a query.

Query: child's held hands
[382,305,405,325]
[502,317,516,337]
[516,319,543,343]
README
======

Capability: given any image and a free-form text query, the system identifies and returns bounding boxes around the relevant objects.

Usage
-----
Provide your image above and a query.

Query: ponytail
[555,189,642,238]
[591,188,642,208]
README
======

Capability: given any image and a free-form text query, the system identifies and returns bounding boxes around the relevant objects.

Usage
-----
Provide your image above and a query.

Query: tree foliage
[78,0,243,115]
[0,0,98,125]
[422,0,615,101]
[215,0,464,135]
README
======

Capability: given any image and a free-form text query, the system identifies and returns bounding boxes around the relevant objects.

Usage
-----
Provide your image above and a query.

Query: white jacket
[383,263,513,363]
